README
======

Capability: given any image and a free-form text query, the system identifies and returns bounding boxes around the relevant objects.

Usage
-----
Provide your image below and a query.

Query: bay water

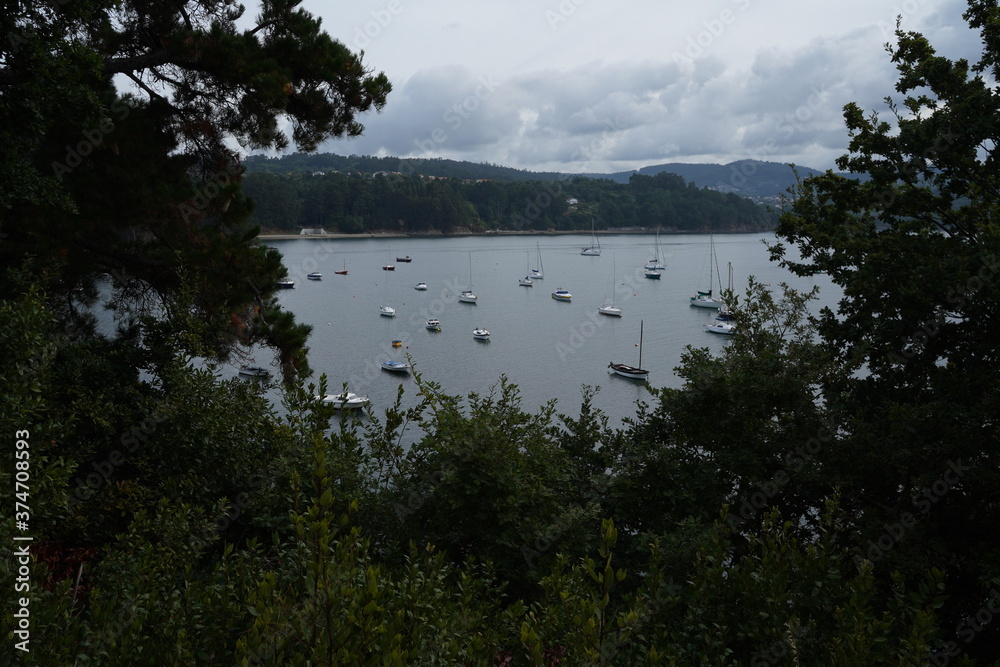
[261,233,835,426]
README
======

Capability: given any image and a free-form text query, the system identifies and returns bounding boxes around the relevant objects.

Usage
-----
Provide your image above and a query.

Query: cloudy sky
[304,0,978,174]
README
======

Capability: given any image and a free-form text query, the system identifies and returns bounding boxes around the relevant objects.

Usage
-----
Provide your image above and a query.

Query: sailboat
[459,252,478,303]
[581,218,601,256]
[690,234,725,309]
[379,253,395,316]
[334,259,348,275]
[609,320,649,379]
[599,254,622,317]
[705,263,736,335]
[530,241,544,279]
[519,251,533,286]
[644,228,666,270]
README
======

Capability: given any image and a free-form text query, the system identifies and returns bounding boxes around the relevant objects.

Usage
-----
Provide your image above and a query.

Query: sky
[299,0,979,174]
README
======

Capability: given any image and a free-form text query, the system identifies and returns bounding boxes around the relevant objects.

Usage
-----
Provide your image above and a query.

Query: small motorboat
[379,305,396,317]
[705,308,736,335]
[381,360,411,373]
[396,256,412,262]
[414,282,428,290]
[426,318,442,331]
[307,272,322,280]
[238,365,270,378]
[320,391,370,410]
[276,279,295,289]
[391,340,402,347]
[473,328,490,340]
[382,264,395,271]
[551,288,572,301]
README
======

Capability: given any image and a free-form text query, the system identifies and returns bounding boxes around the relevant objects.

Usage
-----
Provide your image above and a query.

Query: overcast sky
[302,0,978,174]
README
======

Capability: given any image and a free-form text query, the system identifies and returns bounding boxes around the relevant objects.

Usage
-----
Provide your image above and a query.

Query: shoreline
[258,228,771,240]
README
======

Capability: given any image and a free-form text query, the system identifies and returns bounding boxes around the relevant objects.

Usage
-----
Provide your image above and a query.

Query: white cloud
[315,0,976,173]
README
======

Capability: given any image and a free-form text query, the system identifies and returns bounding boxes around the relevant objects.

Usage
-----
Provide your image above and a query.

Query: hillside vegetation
[243,169,775,234]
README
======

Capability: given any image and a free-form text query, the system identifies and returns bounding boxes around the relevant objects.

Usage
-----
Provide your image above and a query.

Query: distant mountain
[243,153,839,201]
[592,160,832,200]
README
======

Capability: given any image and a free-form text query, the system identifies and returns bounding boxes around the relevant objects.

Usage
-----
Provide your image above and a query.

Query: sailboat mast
[638,320,644,369]
[709,234,715,295]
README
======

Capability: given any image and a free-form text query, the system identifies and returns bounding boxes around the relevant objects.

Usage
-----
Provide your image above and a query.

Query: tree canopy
[0,0,390,374]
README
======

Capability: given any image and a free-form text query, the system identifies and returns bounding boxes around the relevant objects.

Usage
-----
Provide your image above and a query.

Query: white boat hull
[608,362,649,379]
[320,392,370,409]
[690,295,724,309]
[705,323,736,335]
[551,289,572,301]
[599,305,622,317]
[381,361,410,373]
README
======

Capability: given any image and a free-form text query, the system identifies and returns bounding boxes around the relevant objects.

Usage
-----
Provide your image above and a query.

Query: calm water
[259,233,835,426]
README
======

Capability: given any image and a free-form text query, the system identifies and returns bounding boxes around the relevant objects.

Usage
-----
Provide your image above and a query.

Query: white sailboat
[609,320,649,379]
[581,218,601,256]
[690,234,725,309]
[599,254,622,317]
[530,241,544,279]
[459,252,478,303]
[705,263,736,335]
[519,252,533,286]
[644,228,666,270]
[380,253,395,316]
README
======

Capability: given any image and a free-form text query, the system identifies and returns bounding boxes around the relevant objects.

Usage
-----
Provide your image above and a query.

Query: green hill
[243,153,840,201]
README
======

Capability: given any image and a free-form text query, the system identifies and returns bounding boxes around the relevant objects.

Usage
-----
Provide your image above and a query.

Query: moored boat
[380,360,411,373]
[320,391,370,410]
[609,320,650,380]
[238,365,270,378]
[551,288,572,301]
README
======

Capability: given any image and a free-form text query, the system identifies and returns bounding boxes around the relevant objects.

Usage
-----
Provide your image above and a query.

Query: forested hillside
[242,169,774,234]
